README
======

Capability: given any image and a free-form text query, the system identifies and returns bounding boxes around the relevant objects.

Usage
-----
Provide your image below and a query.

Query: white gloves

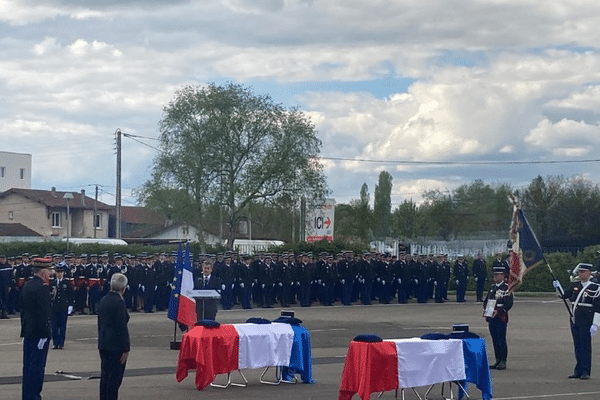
[382,280,385,285]
[37,338,48,350]
[261,284,265,289]
[455,280,459,286]
[415,280,418,284]
[240,283,244,289]
[591,324,598,337]
[221,284,226,291]
[341,279,345,284]
[552,280,563,296]
[279,282,283,287]
[397,278,401,284]
[475,277,478,282]
[67,306,73,315]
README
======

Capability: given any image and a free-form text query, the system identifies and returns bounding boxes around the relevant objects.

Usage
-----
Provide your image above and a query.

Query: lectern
[186,289,221,320]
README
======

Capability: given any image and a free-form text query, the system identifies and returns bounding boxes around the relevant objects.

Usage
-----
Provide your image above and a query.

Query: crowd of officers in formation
[0,250,511,318]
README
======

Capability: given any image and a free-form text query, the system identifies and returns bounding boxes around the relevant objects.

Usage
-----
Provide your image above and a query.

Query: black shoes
[569,373,590,379]
[490,361,506,370]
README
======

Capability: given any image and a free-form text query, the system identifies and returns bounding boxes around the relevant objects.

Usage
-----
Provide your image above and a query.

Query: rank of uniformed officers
[0,250,513,320]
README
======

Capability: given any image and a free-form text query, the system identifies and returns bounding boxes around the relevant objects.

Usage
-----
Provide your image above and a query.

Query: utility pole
[93,185,98,238]
[115,129,122,239]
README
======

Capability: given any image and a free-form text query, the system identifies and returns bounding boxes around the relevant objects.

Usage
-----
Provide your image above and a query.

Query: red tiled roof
[0,223,42,237]
[119,206,167,225]
[0,188,111,210]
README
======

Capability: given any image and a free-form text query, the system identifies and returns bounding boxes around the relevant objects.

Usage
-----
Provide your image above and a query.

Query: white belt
[576,303,593,308]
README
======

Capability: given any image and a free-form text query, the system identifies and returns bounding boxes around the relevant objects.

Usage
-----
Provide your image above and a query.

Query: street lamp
[63,192,74,252]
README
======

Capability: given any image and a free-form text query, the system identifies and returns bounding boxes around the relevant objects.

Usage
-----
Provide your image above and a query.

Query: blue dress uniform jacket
[483,280,513,367]
[563,280,600,377]
[20,275,52,400]
[50,277,75,348]
[20,276,52,340]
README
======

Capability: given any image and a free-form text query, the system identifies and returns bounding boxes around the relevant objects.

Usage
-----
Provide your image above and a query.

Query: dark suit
[97,291,130,400]
[20,275,52,400]
[193,274,222,321]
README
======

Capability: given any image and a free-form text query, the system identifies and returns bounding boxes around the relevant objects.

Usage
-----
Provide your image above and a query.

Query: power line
[320,156,600,165]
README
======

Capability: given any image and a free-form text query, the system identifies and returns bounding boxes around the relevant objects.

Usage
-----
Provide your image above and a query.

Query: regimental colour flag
[507,194,545,293]
[167,243,197,327]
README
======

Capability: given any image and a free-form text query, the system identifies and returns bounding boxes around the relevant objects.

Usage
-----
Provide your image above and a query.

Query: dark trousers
[241,285,252,309]
[397,280,408,303]
[361,279,373,305]
[456,279,467,302]
[51,310,68,347]
[299,282,311,307]
[475,278,486,300]
[22,337,49,400]
[341,280,353,305]
[571,322,592,376]
[99,350,126,400]
[489,318,508,363]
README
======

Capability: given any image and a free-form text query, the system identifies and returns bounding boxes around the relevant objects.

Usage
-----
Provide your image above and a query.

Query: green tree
[391,199,418,239]
[522,175,565,239]
[373,171,393,238]
[357,183,373,242]
[139,82,328,249]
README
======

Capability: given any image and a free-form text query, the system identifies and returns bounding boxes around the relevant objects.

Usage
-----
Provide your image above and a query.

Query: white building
[0,151,32,192]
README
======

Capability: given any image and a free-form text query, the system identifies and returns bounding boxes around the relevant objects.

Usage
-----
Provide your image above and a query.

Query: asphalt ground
[1,293,600,400]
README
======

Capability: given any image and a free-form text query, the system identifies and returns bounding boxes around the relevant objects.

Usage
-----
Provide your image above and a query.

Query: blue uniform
[563,280,600,378]
[484,280,513,368]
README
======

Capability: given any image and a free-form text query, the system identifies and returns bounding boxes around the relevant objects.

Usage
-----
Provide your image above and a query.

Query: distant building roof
[0,223,43,237]
[0,188,111,210]
[119,206,166,225]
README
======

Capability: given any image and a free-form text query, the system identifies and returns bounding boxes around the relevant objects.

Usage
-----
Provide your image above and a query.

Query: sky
[2,0,600,210]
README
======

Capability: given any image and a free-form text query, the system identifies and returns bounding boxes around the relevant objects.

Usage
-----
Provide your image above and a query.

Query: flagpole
[542,256,573,319]
[508,193,573,319]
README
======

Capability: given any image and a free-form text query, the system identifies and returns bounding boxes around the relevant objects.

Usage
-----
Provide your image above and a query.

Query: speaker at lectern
[185,289,221,321]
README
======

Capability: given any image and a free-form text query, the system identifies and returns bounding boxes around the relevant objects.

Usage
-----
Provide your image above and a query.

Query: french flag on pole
[168,243,197,328]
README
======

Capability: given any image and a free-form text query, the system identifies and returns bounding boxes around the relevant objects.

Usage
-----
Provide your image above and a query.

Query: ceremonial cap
[577,263,593,271]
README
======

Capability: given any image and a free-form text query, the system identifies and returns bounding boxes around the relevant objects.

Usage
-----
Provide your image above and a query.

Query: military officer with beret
[484,265,513,370]
[555,263,600,379]
[50,264,75,349]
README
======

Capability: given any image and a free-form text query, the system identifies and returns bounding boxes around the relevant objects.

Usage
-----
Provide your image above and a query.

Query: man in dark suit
[193,261,222,320]
[20,257,53,400]
[97,273,130,400]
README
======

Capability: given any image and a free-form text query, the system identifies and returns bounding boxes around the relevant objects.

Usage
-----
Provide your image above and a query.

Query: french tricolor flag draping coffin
[167,243,197,328]
[176,323,298,390]
[338,339,466,400]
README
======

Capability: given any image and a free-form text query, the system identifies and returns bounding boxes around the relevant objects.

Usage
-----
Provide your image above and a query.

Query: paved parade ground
[2,294,600,399]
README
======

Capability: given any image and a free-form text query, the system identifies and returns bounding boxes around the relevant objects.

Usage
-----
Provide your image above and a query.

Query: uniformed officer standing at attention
[484,265,513,370]
[50,264,75,349]
[454,255,469,303]
[554,263,600,379]
[20,257,53,400]
[473,251,487,302]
